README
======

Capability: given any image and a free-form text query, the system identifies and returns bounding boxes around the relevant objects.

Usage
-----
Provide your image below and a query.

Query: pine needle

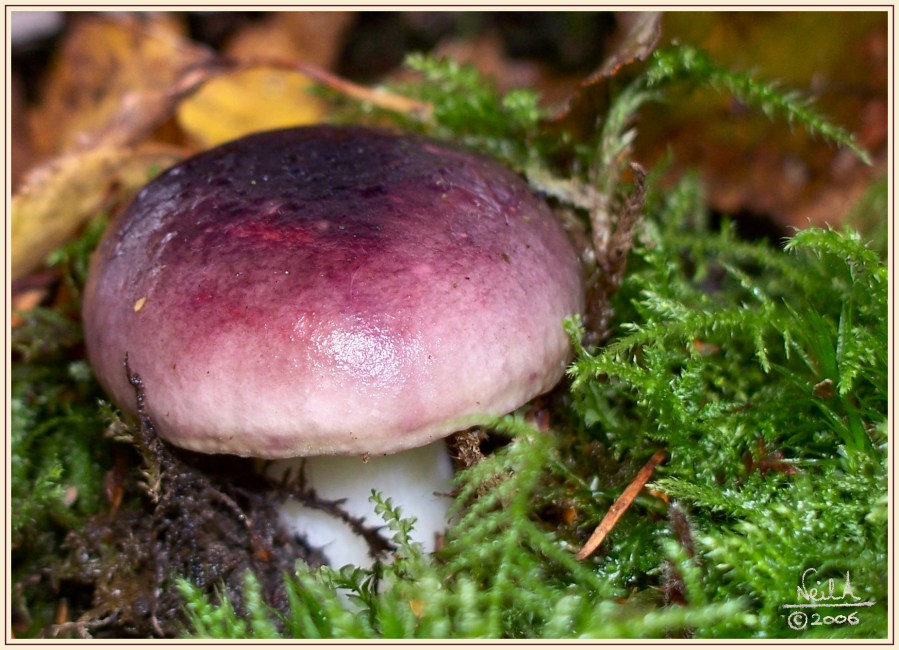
[575,449,667,561]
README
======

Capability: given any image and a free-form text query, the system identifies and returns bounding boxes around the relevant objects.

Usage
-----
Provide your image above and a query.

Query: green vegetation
[175,49,887,639]
[11,43,887,639]
[11,217,115,636]
[176,170,888,641]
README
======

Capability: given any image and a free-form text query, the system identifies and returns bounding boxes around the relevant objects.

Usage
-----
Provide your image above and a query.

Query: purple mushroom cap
[83,126,584,458]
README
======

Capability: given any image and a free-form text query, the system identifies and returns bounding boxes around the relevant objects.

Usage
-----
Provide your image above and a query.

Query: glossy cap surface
[83,126,584,457]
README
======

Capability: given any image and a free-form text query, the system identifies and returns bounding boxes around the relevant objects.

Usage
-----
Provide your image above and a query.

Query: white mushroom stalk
[82,125,584,567]
[266,441,455,568]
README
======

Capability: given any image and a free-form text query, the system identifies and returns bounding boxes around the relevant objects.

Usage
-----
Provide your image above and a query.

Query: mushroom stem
[266,440,455,568]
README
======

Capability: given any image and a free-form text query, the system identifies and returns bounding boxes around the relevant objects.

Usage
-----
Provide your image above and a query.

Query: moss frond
[645,45,872,164]
[381,54,552,171]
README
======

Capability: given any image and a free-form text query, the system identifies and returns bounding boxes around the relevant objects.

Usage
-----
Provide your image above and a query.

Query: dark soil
[31,368,328,639]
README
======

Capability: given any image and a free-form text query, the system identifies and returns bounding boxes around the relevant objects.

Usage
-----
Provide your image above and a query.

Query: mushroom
[82,125,584,567]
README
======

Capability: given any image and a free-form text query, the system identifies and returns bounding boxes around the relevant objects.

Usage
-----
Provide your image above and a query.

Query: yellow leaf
[176,67,325,148]
[11,144,184,280]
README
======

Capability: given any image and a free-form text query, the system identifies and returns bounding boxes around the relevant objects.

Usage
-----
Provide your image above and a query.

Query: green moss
[10,218,115,636]
[177,49,884,639]
[565,176,887,637]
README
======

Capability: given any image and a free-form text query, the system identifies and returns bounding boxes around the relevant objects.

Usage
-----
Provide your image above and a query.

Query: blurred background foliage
[11,11,887,238]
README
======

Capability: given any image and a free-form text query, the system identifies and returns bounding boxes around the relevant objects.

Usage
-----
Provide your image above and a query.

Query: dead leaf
[11,287,48,327]
[225,11,355,69]
[431,30,547,93]
[11,144,185,280]
[635,12,888,229]
[11,71,36,192]
[549,12,662,131]
[176,67,325,148]
[27,14,215,156]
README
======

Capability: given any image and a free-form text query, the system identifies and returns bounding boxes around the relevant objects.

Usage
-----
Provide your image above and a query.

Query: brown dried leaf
[589,12,663,83]
[11,144,185,280]
[549,12,661,132]
[11,72,36,192]
[431,30,548,93]
[27,14,215,156]
[224,11,355,69]
[584,163,646,344]
[635,12,887,229]
[10,288,48,328]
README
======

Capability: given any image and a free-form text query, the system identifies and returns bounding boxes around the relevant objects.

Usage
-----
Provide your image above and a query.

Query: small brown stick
[291,60,433,119]
[575,448,666,561]
[213,57,434,120]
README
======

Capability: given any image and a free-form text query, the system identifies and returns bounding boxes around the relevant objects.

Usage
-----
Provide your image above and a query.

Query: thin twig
[291,60,433,119]
[575,448,666,561]
[213,57,434,119]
